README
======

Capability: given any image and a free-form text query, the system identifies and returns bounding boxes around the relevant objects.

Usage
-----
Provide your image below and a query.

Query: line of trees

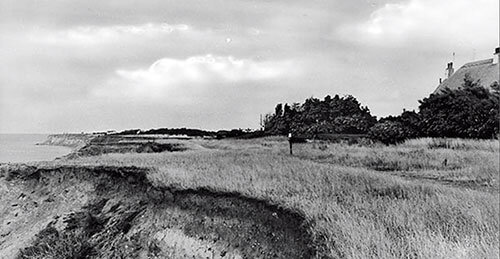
[263,75,499,144]
[263,95,377,136]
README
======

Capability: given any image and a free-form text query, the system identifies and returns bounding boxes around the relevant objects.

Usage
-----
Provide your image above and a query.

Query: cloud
[32,23,191,45]
[338,0,498,48]
[94,55,297,102]
[1,0,496,133]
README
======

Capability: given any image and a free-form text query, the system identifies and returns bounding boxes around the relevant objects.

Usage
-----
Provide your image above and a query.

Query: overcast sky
[0,0,498,133]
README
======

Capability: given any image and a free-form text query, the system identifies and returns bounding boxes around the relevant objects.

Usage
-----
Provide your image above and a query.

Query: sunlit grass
[41,137,499,258]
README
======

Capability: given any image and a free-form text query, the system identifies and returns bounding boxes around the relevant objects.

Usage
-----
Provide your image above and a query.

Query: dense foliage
[368,110,422,144]
[263,95,376,135]
[264,75,498,143]
[368,121,412,145]
[369,75,499,143]
[418,76,499,139]
[117,74,498,143]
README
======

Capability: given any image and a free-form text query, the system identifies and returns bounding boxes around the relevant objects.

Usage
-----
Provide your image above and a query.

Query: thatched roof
[434,58,499,94]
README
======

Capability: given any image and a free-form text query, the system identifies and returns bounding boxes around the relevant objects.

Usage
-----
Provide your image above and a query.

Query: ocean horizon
[0,134,73,163]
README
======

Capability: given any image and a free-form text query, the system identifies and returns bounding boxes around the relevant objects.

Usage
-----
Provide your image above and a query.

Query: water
[0,134,73,163]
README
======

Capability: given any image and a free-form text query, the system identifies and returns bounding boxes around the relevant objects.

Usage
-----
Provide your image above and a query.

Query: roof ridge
[462,58,493,68]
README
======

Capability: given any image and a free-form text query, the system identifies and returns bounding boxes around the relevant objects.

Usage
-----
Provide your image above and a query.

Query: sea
[0,134,73,163]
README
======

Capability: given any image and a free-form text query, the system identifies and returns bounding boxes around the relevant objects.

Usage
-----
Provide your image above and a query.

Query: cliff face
[0,164,320,259]
[38,134,96,148]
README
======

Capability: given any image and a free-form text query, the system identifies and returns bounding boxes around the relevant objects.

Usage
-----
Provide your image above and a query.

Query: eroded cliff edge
[0,164,324,259]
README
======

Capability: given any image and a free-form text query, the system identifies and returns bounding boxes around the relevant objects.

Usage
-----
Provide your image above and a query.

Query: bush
[264,95,376,135]
[368,121,415,144]
[374,76,499,141]
[418,75,499,139]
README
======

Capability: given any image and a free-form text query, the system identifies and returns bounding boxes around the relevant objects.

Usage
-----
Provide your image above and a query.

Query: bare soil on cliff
[0,165,319,259]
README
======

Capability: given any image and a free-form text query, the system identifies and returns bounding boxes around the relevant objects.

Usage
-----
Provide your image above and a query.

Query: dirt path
[386,171,498,193]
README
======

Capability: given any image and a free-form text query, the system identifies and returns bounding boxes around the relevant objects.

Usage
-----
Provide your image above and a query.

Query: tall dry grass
[44,137,499,258]
[403,137,499,152]
[293,138,499,191]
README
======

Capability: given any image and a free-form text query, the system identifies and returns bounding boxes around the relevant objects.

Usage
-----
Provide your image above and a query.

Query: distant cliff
[38,133,95,148]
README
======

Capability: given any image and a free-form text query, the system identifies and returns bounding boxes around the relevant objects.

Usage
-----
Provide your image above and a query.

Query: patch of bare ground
[0,164,320,259]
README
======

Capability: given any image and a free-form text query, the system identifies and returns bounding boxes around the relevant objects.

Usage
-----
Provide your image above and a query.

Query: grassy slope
[38,137,499,258]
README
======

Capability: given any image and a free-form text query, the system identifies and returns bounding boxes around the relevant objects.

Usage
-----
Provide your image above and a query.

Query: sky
[0,0,498,133]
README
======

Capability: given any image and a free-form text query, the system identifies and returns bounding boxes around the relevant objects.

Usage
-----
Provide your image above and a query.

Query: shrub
[418,75,499,139]
[368,121,414,144]
[264,95,376,135]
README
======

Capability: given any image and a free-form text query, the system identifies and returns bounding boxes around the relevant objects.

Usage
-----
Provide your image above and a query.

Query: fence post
[288,133,293,155]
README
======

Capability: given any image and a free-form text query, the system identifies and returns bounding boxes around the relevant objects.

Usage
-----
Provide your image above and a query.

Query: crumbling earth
[0,165,320,259]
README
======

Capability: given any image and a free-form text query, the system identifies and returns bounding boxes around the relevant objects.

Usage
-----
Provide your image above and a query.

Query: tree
[378,110,422,138]
[418,74,499,138]
[263,94,376,135]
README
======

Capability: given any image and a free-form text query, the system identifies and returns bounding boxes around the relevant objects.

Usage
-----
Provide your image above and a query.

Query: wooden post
[288,133,293,155]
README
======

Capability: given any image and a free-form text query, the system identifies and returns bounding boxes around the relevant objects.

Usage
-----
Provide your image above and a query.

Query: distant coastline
[37,133,95,148]
[0,134,73,163]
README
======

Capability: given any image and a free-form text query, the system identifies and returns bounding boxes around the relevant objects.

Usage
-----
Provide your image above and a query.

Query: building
[434,47,499,94]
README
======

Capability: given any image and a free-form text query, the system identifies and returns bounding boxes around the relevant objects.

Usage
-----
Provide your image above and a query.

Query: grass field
[34,136,498,258]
